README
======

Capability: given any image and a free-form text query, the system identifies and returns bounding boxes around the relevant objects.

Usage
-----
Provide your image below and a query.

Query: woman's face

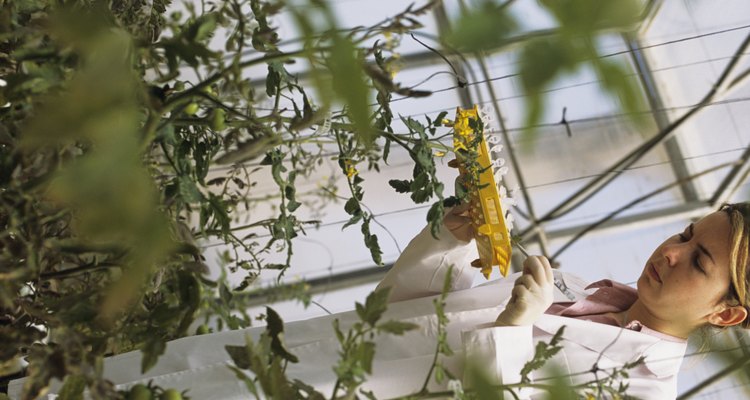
[637,211,734,328]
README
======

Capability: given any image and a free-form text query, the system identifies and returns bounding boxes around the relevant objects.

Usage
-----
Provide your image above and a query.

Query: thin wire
[233,21,750,115]
[382,23,750,107]
[234,50,750,120]
[411,89,750,133]
[210,92,750,176]
[201,145,750,252]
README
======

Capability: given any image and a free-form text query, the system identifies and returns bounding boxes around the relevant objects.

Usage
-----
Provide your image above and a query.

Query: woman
[376,202,750,398]
[9,204,750,399]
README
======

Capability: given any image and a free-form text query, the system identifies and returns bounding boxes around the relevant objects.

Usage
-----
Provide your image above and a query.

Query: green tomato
[195,324,210,335]
[173,81,185,92]
[210,109,226,131]
[184,102,199,116]
[127,384,153,400]
[160,389,183,400]
[202,86,215,97]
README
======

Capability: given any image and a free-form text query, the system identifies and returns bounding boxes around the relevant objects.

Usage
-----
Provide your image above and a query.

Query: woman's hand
[495,256,554,326]
[444,202,474,242]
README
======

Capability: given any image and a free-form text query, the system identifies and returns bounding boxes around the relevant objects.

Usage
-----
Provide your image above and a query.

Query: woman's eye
[693,257,706,274]
[678,233,689,242]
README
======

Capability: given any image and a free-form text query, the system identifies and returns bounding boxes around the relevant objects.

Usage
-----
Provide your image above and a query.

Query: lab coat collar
[534,314,687,378]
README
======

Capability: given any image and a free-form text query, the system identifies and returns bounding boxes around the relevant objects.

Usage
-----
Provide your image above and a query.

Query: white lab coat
[8,224,686,399]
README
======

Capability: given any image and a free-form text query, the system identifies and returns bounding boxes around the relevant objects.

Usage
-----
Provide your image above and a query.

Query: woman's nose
[661,242,684,267]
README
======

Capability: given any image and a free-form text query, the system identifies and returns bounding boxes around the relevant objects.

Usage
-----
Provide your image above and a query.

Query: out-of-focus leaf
[538,363,578,400]
[356,288,390,327]
[225,345,252,369]
[464,363,502,400]
[141,338,166,373]
[377,320,418,335]
[594,59,647,127]
[186,13,218,42]
[328,35,372,144]
[540,0,641,33]
[265,307,299,363]
[58,374,85,400]
[357,341,376,374]
[518,38,573,97]
[444,1,517,52]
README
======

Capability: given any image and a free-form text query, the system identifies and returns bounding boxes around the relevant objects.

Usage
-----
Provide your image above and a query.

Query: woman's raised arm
[376,205,479,302]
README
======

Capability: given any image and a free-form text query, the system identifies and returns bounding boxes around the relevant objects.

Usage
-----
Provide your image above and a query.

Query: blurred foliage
[447,0,647,134]
[0,0,661,398]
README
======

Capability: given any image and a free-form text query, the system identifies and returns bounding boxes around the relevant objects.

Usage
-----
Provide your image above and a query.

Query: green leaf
[219,282,233,304]
[329,35,372,144]
[266,307,299,363]
[357,341,376,374]
[359,389,377,400]
[445,2,518,52]
[186,13,218,42]
[58,374,86,400]
[342,213,363,230]
[178,175,203,202]
[266,62,283,96]
[388,179,412,193]
[594,59,646,126]
[465,363,503,400]
[141,338,166,373]
[377,320,419,335]
[333,319,345,344]
[519,326,565,383]
[225,345,252,369]
[383,137,391,163]
[427,201,445,239]
[344,197,360,215]
[540,0,641,33]
[228,365,259,397]
[434,111,448,127]
[363,223,383,265]
[358,288,391,327]
[404,117,426,135]
[519,38,571,96]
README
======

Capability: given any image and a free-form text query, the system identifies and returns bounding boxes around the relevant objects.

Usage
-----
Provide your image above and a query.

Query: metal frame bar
[624,31,700,203]
[241,201,710,307]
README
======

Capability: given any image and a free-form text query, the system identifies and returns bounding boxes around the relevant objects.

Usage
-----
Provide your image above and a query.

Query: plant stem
[39,262,121,280]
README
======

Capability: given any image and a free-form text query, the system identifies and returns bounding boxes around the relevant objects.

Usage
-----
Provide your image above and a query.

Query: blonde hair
[719,203,750,329]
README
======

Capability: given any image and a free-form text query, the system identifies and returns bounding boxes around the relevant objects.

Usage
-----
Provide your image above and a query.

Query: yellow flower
[434,151,446,157]
[344,160,358,178]
[441,118,453,127]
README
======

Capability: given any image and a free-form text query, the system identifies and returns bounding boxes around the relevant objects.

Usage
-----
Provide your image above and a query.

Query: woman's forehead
[695,211,733,265]
[696,211,731,234]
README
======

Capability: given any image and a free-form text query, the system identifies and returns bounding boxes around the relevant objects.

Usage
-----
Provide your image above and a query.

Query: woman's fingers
[523,256,553,286]
[514,274,538,290]
[451,202,471,216]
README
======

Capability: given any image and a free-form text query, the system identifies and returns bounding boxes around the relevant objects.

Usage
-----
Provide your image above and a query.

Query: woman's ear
[709,305,748,327]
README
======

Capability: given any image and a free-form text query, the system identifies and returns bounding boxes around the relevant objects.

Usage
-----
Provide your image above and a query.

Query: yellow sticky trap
[452,106,513,278]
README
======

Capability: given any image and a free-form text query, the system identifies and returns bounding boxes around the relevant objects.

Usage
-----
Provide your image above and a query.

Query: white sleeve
[461,324,534,400]
[376,222,479,303]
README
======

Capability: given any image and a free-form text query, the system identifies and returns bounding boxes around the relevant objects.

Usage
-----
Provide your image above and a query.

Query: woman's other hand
[495,256,554,326]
